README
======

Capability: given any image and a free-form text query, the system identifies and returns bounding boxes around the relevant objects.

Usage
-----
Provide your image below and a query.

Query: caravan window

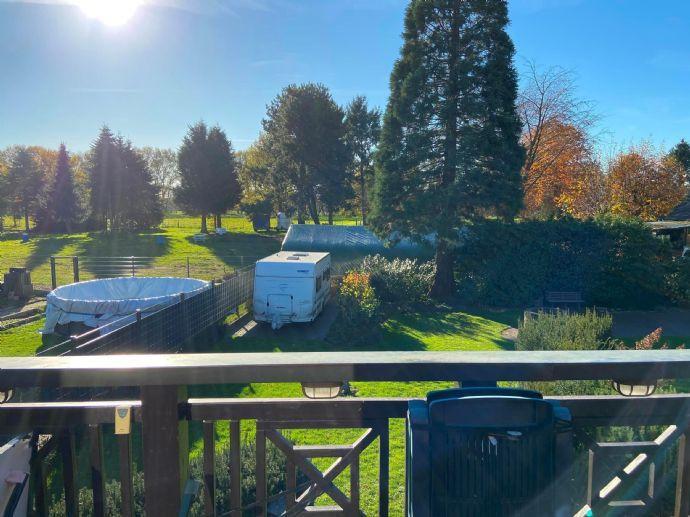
[316,275,322,292]
[323,267,331,284]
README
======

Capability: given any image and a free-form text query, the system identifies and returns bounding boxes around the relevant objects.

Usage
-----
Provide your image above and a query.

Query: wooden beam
[3,349,690,387]
[141,386,189,517]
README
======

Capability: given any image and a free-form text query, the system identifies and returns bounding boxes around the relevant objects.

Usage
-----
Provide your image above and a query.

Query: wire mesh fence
[38,265,255,357]
[46,255,261,288]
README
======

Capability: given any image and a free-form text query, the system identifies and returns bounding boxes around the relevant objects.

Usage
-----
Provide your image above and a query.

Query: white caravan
[253,251,331,330]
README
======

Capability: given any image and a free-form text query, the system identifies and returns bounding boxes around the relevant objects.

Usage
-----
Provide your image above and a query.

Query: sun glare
[75,0,142,26]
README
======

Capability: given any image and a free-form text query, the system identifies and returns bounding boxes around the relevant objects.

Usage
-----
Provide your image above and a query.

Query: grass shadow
[24,234,82,272]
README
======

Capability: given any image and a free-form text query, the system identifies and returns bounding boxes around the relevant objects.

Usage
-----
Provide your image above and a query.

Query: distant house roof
[647,220,690,232]
[668,196,690,221]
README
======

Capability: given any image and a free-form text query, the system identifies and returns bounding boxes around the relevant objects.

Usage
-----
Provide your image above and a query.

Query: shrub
[516,309,612,352]
[456,216,674,309]
[331,272,381,345]
[515,309,614,396]
[665,259,690,306]
[360,254,435,311]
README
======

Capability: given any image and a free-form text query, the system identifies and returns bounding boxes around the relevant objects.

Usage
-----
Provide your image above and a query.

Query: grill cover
[407,388,572,517]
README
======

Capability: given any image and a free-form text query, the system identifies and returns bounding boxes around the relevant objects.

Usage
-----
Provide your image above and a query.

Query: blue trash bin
[407,387,572,517]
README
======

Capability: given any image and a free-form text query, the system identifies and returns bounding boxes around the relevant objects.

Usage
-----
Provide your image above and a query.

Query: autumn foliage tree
[522,120,604,217]
[519,63,599,218]
[607,143,687,220]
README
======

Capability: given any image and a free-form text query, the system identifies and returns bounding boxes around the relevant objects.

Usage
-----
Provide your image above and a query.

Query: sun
[74,0,142,26]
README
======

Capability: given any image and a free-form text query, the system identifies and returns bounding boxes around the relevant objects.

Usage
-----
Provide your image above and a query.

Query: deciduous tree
[262,83,351,225]
[607,142,687,220]
[522,120,601,217]
[140,147,180,210]
[519,62,598,208]
[372,0,524,298]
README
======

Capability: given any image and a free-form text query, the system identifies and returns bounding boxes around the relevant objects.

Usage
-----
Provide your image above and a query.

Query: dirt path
[232,300,338,341]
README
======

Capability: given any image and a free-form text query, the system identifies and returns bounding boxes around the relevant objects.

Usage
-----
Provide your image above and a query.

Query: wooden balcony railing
[2,350,690,516]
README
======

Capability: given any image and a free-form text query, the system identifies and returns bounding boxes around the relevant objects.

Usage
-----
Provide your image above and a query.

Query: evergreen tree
[345,96,381,225]
[87,127,162,230]
[7,147,44,231]
[262,83,351,224]
[371,0,524,298]
[88,126,119,230]
[670,139,690,175]
[176,122,241,232]
[47,144,79,233]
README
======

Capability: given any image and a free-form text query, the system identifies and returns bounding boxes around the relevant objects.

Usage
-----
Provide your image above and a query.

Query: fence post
[72,256,79,283]
[180,292,191,349]
[187,256,190,278]
[50,256,57,289]
[130,256,135,277]
[135,309,142,349]
[141,385,189,516]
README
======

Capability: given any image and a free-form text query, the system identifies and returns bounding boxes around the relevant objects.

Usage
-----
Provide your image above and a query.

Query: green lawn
[0,214,283,288]
[185,305,520,515]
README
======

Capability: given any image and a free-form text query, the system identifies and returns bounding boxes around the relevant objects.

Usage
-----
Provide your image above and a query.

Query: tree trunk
[297,207,305,224]
[307,194,320,225]
[429,240,455,299]
[201,215,208,233]
[216,214,222,229]
[328,210,334,225]
[24,210,30,232]
[360,164,367,225]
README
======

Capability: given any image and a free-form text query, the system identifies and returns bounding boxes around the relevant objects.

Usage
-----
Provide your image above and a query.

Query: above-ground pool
[42,276,210,334]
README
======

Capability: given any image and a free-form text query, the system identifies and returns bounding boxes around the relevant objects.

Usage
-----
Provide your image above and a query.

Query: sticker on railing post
[115,405,132,435]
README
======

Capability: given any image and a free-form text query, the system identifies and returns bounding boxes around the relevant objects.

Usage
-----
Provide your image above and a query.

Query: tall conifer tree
[49,144,79,233]
[372,0,524,298]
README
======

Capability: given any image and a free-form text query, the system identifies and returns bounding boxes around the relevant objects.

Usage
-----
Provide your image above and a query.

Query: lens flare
[75,0,142,26]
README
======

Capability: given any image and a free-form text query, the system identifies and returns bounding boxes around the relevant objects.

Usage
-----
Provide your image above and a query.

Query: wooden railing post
[675,430,690,516]
[59,430,79,517]
[256,423,267,516]
[89,425,105,517]
[141,385,189,517]
[118,433,135,517]
[229,420,242,517]
[203,421,216,516]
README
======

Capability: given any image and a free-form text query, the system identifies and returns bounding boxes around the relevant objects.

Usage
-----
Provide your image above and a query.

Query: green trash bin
[407,387,572,517]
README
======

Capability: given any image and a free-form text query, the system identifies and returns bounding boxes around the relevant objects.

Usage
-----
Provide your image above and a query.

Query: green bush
[665,258,690,306]
[361,254,435,311]
[456,216,674,309]
[330,272,382,345]
[516,309,613,352]
[514,309,613,396]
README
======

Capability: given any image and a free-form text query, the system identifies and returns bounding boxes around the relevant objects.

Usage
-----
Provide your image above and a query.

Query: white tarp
[42,277,210,334]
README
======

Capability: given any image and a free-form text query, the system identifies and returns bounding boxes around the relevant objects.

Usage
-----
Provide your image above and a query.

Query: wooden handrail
[2,349,690,387]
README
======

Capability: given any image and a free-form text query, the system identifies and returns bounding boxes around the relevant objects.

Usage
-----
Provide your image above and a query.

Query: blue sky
[1,0,689,153]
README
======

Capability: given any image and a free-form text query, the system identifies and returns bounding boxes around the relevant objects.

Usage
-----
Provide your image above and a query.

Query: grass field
[0,214,283,288]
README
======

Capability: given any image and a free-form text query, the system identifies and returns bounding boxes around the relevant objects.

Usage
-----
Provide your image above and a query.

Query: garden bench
[544,291,583,310]
[192,233,208,243]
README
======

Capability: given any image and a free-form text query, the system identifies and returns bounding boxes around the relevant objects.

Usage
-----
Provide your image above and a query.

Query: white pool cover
[42,277,210,334]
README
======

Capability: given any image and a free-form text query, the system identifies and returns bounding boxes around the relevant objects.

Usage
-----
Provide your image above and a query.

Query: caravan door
[267,293,292,329]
